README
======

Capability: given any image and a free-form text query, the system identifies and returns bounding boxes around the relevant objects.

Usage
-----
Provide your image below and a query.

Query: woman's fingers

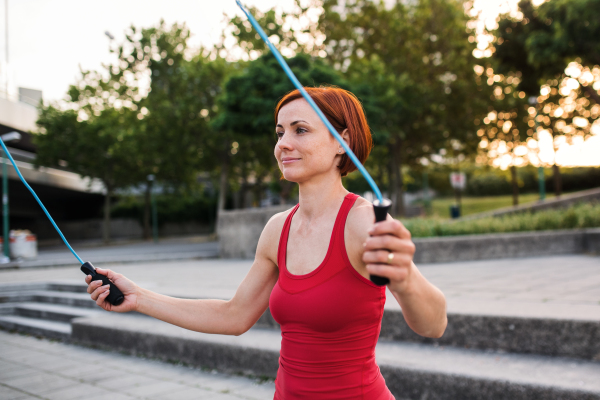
[90,284,109,301]
[368,219,411,240]
[96,285,110,306]
[96,268,119,281]
[363,249,413,265]
[364,235,416,256]
[86,279,103,294]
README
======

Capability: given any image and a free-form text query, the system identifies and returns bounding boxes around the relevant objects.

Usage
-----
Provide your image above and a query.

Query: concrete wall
[412,229,594,264]
[218,205,291,259]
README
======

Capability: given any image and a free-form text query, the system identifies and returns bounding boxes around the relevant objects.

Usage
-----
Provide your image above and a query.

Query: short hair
[274,86,373,177]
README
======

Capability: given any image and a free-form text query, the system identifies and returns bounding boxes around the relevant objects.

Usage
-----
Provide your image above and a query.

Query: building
[0,91,105,242]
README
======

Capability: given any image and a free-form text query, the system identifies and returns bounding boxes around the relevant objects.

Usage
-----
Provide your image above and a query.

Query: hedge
[403,202,600,238]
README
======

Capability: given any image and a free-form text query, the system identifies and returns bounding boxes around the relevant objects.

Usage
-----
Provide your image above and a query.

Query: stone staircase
[0,281,103,340]
[1,281,599,400]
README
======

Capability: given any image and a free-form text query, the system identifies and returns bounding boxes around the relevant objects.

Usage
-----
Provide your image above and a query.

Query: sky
[0,0,295,100]
[1,0,598,167]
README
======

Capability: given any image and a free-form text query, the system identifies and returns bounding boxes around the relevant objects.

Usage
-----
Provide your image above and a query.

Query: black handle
[370,198,392,286]
[80,261,125,306]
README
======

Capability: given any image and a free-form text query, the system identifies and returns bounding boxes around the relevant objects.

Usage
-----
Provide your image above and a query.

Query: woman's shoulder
[263,206,296,236]
[256,206,297,263]
[346,195,376,236]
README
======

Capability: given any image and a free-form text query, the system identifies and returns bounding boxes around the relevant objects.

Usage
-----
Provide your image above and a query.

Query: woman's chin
[281,169,303,183]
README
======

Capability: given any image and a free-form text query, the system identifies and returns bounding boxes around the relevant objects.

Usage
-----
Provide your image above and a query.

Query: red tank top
[269,193,395,400]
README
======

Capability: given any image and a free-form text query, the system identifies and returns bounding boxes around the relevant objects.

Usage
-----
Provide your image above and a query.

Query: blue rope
[0,139,84,264]
[235,0,384,202]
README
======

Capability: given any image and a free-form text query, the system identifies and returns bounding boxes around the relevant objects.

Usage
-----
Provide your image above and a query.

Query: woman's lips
[281,157,301,164]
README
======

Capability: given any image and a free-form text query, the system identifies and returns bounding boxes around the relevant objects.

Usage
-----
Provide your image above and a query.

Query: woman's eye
[296,127,307,134]
[276,132,284,139]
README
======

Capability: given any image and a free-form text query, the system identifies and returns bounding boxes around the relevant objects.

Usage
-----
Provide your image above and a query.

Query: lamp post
[1,131,21,262]
[4,0,9,97]
[528,97,546,201]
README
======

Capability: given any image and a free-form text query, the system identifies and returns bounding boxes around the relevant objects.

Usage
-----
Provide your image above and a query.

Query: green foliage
[35,100,140,192]
[315,0,491,214]
[119,22,232,184]
[404,202,600,237]
[214,53,347,200]
[111,187,217,226]
[494,0,600,100]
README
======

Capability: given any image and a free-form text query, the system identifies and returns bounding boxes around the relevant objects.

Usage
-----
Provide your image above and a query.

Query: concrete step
[72,313,600,400]
[379,309,600,361]
[2,280,598,360]
[31,290,96,308]
[0,282,47,293]
[0,315,71,340]
[12,302,103,322]
[47,281,89,293]
[0,281,88,294]
[256,306,600,361]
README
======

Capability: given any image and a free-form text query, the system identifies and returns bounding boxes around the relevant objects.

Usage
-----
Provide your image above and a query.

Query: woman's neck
[297,172,348,222]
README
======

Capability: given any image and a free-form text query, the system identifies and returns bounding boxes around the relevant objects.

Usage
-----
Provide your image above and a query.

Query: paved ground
[0,330,275,400]
[0,254,598,320]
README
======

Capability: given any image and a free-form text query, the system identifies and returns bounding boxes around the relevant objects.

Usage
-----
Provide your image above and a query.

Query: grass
[403,202,600,238]
[419,193,561,218]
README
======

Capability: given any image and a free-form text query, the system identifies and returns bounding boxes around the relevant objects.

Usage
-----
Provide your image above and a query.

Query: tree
[36,21,233,241]
[35,102,139,243]
[316,0,489,215]
[471,63,531,205]
[108,21,232,238]
[492,0,600,195]
[494,0,600,103]
[214,53,346,206]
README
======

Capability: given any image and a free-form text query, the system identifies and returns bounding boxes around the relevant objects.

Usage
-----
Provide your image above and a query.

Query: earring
[338,149,342,153]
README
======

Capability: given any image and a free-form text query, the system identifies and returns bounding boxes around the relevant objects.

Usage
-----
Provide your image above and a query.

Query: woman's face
[275,98,347,183]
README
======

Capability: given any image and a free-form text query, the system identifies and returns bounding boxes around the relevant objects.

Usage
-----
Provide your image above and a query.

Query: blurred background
[0,0,599,244]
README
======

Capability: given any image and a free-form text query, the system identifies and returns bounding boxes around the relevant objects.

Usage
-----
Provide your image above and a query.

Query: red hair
[274,86,373,177]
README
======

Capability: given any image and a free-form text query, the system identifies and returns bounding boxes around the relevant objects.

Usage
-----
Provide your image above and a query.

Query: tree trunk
[103,187,112,244]
[143,180,153,240]
[552,164,562,197]
[390,140,405,217]
[582,85,600,105]
[510,165,519,206]
[217,151,229,214]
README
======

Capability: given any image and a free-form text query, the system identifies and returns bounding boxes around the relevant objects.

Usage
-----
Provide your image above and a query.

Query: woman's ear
[339,129,350,153]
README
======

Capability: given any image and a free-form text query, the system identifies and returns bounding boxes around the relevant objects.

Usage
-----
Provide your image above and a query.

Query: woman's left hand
[362,219,416,293]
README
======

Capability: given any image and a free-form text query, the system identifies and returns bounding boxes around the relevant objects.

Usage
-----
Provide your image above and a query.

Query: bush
[403,202,600,237]
[111,188,217,227]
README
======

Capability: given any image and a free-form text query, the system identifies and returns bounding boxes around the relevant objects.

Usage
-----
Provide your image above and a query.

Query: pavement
[0,254,598,320]
[0,330,275,400]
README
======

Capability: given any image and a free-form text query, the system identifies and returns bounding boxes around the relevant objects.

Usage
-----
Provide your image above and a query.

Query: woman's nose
[277,133,293,151]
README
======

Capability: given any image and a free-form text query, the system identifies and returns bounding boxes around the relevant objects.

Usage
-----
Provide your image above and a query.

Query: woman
[85,86,447,399]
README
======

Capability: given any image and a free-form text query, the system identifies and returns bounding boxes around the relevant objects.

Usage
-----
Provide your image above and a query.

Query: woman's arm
[363,219,447,338]
[346,200,447,338]
[86,213,284,336]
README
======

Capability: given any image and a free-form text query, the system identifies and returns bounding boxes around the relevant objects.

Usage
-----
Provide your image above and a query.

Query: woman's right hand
[85,267,138,312]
